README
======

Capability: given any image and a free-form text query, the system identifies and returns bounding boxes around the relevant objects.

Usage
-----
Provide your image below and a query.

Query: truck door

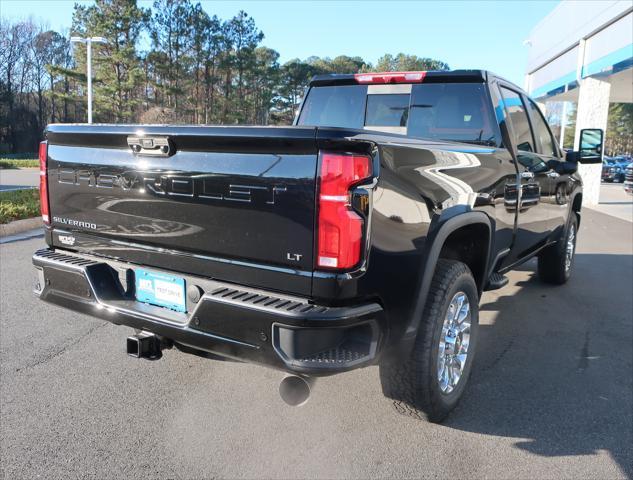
[498,86,554,263]
[523,96,570,233]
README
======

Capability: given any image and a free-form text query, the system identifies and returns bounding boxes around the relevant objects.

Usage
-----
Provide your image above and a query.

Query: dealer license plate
[135,268,186,313]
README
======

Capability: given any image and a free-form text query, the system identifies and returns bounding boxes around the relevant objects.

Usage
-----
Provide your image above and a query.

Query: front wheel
[379,260,479,423]
[537,213,578,284]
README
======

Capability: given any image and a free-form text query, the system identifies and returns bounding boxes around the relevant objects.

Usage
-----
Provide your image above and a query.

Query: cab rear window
[365,94,409,127]
[296,85,367,129]
[297,82,498,146]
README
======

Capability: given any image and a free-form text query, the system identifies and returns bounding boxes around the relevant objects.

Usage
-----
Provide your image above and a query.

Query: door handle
[520,171,534,179]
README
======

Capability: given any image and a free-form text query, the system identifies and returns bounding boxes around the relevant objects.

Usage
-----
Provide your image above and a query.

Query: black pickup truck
[33,70,603,422]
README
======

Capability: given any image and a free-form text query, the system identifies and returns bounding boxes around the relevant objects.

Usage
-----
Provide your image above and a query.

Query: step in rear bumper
[32,248,384,375]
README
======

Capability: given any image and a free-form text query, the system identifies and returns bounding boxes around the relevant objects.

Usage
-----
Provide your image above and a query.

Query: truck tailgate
[45,125,318,294]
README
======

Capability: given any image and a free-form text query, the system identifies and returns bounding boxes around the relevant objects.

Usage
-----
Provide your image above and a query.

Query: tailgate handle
[127,136,172,156]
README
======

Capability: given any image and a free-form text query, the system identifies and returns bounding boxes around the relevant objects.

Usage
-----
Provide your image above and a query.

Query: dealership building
[524,0,633,204]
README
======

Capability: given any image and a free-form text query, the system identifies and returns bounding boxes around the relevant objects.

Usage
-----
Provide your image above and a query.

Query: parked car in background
[624,163,633,194]
[602,156,632,183]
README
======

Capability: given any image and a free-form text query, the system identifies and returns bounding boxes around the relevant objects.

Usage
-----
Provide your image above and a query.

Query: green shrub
[0,189,41,224]
[0,158,39,169]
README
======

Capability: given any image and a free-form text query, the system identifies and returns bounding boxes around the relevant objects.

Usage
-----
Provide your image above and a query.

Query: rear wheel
[379,260,479,423]
[537,213,578,285]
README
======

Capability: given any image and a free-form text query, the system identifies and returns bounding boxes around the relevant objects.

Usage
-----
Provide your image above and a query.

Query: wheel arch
[396,211,493,356]
[437,222,490,294]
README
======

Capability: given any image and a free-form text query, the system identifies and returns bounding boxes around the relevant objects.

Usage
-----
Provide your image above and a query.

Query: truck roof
[309,69,489,87]
[309,69,524,93]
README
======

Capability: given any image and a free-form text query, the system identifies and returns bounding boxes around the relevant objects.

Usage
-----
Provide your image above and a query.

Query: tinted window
[408,83,498,146]
[297,85,367,128]
[526,99,557,156]
[298,82,499,146]
[366,94,409,126]
[499,87,534,152]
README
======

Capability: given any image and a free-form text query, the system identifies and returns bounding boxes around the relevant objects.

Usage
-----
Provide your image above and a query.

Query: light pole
[70,36,107,123]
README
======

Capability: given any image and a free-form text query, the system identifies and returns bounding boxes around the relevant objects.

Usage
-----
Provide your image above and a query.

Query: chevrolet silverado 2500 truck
[33,70,603,422]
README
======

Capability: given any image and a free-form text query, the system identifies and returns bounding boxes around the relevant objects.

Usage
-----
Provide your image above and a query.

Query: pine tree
[1,8,452,150]
[229,11,263,122]
[375,53,449,72]
[72,0,149,122]
[149,0,195,116]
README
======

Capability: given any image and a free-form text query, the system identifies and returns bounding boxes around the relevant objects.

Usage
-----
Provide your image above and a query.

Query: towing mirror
[576,128,604,164]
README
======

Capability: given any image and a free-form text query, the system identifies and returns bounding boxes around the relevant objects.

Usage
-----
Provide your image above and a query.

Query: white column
[559,101,568,149]
[573,76,611,206]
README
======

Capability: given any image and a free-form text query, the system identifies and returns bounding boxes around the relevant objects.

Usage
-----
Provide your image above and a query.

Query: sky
[0,0,560,86]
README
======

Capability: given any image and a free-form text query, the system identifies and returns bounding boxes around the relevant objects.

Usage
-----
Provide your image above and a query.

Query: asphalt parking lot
[1,207,631,479]
[587,182,633,223]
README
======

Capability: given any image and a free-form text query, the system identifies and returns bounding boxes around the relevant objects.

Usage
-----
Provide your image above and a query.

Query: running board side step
[484,272,509,291]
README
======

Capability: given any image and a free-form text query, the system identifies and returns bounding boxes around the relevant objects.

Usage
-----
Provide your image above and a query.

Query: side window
[408,83,498,146]
[526,99,558,157]
[499,87,534,153]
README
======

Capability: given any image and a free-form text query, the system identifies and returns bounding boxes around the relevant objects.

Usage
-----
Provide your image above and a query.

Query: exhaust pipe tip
[127,332,163,360]
[279,375,314,407]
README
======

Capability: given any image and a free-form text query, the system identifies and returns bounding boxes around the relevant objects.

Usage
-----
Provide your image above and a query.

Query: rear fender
[392,211,493,359]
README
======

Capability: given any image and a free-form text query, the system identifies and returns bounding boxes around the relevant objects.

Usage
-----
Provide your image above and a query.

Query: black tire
[537,213,578,285]
[379,259,479,423]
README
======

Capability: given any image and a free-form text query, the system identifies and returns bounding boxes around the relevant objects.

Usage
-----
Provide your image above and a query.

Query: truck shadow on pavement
[444,253,632,477]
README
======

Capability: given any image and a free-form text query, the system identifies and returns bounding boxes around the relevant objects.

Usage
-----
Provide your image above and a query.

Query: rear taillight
[354,71,426,84]
[317,152,372,270]
[39,140,49,224]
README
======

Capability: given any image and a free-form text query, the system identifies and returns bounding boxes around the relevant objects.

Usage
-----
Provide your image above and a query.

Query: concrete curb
[0,217,43,237]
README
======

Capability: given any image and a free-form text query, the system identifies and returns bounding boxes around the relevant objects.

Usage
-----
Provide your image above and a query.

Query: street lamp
[70,36,107,123]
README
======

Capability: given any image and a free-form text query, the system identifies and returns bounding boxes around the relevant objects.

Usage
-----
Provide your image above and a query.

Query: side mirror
[577,128,604,164]
[549,158,578,174]
[565,150,580,163]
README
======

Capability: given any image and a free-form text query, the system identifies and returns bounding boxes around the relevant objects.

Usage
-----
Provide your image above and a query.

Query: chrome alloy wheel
[565,223,576,273]
[437,292,471,394]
